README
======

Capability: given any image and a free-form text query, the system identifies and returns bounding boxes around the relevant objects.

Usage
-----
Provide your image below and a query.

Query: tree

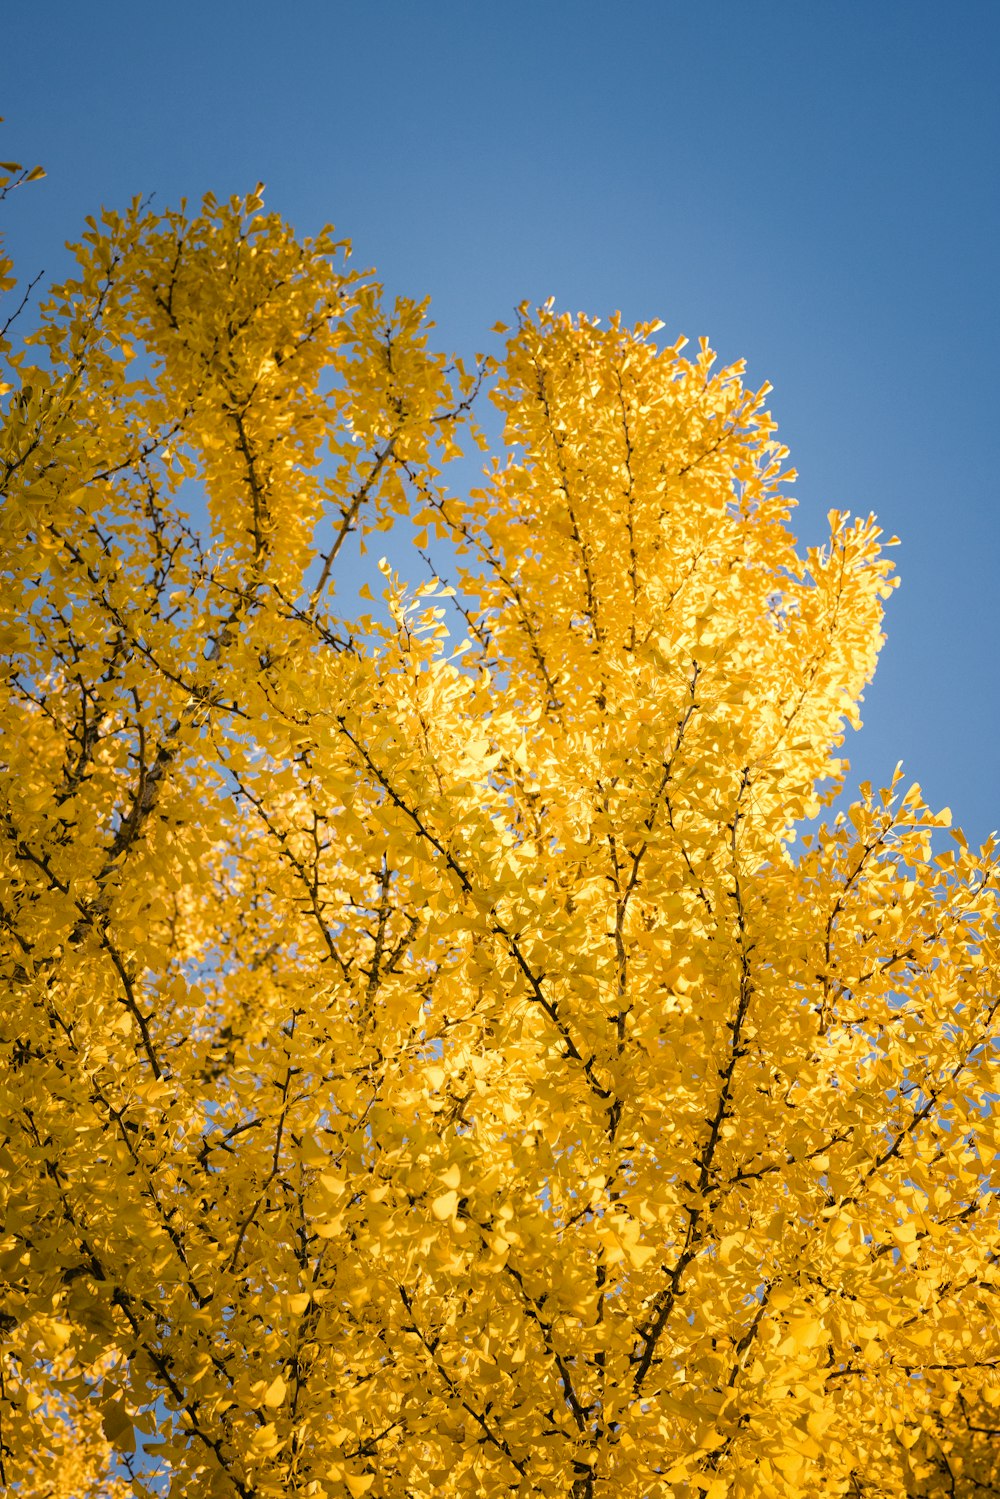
[1,169,998,1499]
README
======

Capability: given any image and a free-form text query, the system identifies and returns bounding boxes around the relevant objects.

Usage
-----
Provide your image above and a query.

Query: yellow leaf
[263,1374,287,1407]
[718,1233,743,1264]
[100,1398,136,1453]
[431,1190,459,1221]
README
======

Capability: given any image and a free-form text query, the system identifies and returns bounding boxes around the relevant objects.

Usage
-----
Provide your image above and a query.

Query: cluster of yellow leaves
[1,179,997,1498]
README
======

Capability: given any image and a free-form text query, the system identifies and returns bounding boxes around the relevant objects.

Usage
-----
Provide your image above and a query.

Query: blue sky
[2,0,997,842]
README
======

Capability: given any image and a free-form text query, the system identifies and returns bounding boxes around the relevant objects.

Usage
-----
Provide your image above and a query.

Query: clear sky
[3,0,997,843]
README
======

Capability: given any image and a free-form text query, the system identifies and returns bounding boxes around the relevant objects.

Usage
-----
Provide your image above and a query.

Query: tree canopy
[1,166,998,1498]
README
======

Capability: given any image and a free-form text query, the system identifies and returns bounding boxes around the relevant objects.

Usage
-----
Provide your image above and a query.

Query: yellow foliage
[1,177,998,1499]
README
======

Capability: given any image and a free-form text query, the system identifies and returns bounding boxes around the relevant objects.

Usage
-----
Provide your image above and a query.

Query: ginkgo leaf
[263,1375,287,1407]
[100,1399,136,1453]
[431,1190,459,1221]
